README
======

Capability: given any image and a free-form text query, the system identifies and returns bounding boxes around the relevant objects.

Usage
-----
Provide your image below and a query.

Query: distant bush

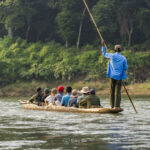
[0,37,149,85]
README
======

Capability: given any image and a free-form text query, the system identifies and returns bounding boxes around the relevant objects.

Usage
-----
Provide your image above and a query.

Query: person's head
[80,87,90,95]
[51,88,57,97]
[114,45,122,52]
[36,87,42,93]
[44,88,50,96]
[90,89,96,95]
[66,86,72,93]
[57,85,64,93]
[71,89,78,98]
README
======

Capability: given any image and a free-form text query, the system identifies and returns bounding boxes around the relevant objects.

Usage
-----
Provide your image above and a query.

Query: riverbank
[0,80,150,97]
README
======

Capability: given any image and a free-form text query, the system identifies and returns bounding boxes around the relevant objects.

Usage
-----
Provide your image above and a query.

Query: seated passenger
[28,87,44,106]
[61,86,72,107]
[54,86,64,106]
[79,89,102,108]
[41,88,50,105]
[77,87,90,104]
[68,89,78,107]
[45,88,57,105]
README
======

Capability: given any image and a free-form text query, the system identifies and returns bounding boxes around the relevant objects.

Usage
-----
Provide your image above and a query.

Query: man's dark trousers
[110,78,122,108]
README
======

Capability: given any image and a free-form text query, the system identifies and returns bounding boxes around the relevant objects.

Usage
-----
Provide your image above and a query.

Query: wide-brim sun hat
[80,87,90,94]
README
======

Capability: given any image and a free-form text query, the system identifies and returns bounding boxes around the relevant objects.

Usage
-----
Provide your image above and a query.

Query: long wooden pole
[122,82,138,113]
[82,0,108,51]
[82,0,138,113]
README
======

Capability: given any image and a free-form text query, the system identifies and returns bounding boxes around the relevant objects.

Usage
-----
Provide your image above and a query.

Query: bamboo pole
[82,0,109,51]
[122,82,138,113]
[82,0,138,113]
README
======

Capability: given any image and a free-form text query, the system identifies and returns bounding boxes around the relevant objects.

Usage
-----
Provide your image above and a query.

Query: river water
[0,97,149,150]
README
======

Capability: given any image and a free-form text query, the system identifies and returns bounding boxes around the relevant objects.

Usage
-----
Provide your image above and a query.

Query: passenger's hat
[90,88,95,95]
[36,87,42,92]
[44,88,50,94]
[57,86,64,92]
[80,87,90,94]
[71,89,78,98]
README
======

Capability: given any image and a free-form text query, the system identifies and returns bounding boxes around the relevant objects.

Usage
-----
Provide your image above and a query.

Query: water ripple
[0,98,150,150]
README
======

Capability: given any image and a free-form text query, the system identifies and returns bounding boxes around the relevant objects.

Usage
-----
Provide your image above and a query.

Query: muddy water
[0,97,149,150]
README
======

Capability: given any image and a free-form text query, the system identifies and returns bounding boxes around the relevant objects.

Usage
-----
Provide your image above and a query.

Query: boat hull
[22,104,123,113]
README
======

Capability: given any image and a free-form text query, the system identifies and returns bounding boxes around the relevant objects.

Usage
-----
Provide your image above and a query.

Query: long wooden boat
[22,103,123,113]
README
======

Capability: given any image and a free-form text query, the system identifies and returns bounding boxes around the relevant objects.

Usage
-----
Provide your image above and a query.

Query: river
[0,97,149,150]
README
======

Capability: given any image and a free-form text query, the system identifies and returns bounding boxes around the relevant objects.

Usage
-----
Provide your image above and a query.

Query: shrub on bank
[0,37,149,85]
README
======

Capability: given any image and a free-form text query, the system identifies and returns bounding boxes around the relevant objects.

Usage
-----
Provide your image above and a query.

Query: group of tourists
[28,86,102,108]
[29,42,128,110]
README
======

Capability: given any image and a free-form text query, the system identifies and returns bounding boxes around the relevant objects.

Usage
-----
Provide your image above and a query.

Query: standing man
[101,41,128,110]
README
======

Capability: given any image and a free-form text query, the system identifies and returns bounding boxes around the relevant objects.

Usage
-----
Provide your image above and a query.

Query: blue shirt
[102,46,128,80]
[61,94,71,107]
[54,93,63,102]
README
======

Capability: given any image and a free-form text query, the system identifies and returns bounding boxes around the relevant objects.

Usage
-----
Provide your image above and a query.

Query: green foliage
[56,0,83,45]
[138,8,150,38]
[0,0,150,48]
[92,0,117,41]
[0,0,149,87]
[0,37,149,85]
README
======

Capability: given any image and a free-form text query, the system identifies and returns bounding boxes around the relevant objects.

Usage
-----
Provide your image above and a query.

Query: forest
[0,0,150,85]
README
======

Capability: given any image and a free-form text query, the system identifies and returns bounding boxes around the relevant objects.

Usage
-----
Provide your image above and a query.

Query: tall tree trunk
[76,7,86,49]
[128,29,133,47]
[66,40,68,48]
[8,27,13,38]
[127,18,133,47]
[25,20,31,42]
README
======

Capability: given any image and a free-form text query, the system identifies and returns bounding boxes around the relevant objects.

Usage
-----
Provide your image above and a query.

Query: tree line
[0,0,150,85]
[0,0,150,49]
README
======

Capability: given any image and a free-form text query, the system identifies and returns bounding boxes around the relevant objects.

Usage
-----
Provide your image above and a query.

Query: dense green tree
[138,7,150,39]
[0,0,149,47]
[56,0,84,47]
[92,0,118,44]
[0,0,24,38]
[115,0,143,46]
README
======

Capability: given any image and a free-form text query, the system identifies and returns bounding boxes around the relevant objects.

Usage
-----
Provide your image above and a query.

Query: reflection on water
[0,97,150,150]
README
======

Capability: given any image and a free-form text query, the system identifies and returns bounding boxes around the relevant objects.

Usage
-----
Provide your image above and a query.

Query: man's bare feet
[114,107,124,111]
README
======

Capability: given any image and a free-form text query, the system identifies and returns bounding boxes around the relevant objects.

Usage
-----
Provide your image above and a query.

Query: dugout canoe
[22,104,123,113]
